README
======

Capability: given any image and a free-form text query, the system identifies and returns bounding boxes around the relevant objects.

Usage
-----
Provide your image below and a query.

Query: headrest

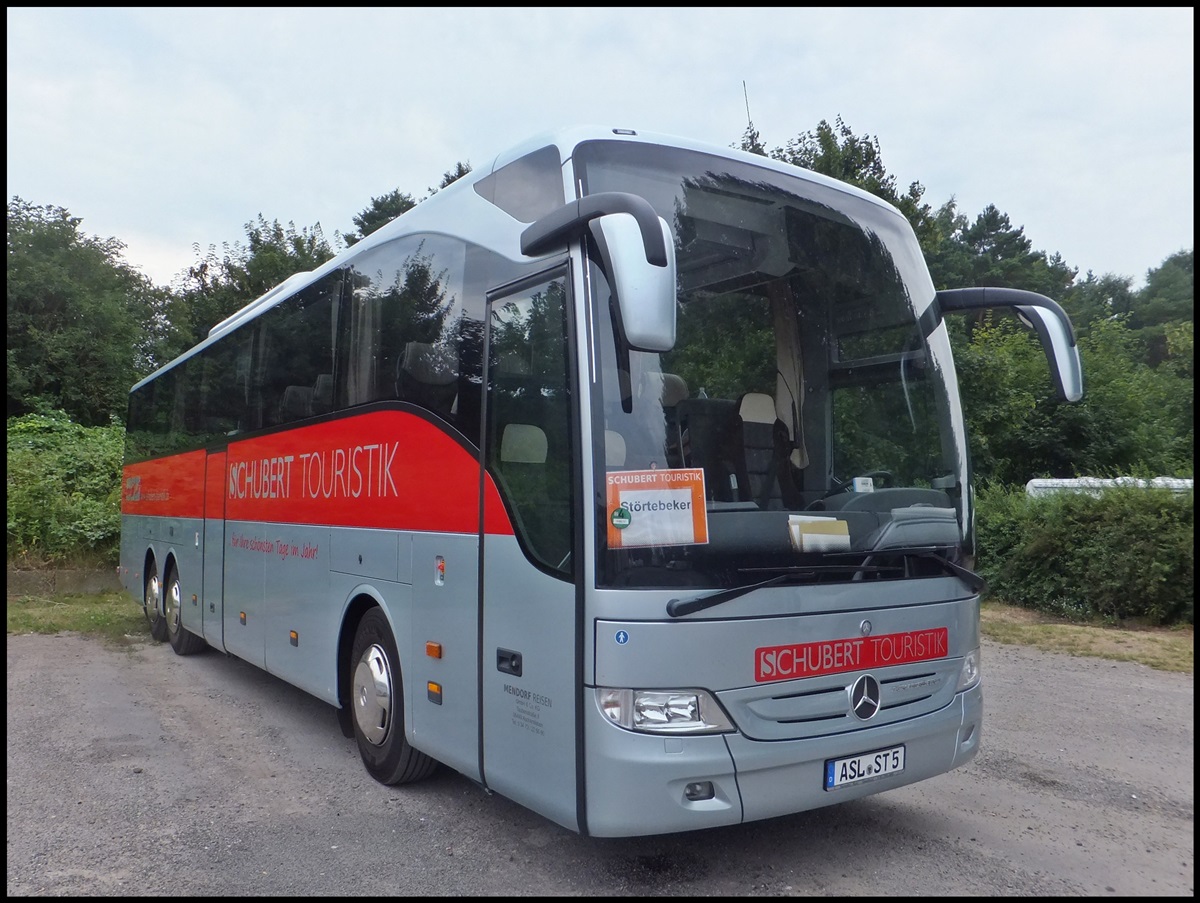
[280,385,313,419]
[401,342,457,386]
[660,373,689,407]
[605,430,627,466]
[500,424,547,464]
[739,392,777,425]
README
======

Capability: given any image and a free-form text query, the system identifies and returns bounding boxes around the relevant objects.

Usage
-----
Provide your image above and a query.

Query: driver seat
[731,392,788,509]
[729,393,806,511]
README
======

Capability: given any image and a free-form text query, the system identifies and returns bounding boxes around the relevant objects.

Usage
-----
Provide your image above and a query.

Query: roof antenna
[741,81,764,155]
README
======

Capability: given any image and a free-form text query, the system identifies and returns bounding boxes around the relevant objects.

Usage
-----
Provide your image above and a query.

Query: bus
[119,125,1083,838]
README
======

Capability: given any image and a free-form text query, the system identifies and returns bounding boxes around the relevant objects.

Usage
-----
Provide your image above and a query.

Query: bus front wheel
[349,608,438,785]
[144,558,168,642]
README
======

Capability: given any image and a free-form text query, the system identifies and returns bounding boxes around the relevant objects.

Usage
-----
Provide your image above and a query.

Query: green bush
[6,412,124,566]
[976,483,1194,626]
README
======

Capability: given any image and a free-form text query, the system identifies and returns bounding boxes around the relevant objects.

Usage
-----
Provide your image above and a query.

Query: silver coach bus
[120,125,1083,837]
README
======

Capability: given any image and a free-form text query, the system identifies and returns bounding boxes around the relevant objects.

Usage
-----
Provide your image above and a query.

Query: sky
[6,7,1194,291]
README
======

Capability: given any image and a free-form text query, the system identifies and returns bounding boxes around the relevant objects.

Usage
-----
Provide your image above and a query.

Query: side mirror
[589,212,676,352]
[934,287,1084,402]
[521,191,677,352]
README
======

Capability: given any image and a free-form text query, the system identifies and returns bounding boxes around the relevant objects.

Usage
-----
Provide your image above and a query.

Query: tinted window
[473,145,565,223]
[486,272,575,577]
[253,272,341,428]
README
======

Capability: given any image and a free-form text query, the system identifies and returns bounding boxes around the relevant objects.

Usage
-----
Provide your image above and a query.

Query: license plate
[824,744,905,790]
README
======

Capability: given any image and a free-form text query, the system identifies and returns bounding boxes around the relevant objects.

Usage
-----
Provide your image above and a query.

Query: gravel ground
[6,632,1193,896]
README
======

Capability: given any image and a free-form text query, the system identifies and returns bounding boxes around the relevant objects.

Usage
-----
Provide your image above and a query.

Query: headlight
[596,688,734,734]
[955,647,981,692]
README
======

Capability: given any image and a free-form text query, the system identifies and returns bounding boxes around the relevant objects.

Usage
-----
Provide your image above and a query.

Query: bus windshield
[577,140,967,590]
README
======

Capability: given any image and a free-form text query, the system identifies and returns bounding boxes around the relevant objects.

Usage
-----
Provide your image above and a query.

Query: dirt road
[6,633,1193,896]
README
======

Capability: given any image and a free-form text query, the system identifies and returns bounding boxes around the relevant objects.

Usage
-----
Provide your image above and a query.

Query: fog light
[684,781,714,801]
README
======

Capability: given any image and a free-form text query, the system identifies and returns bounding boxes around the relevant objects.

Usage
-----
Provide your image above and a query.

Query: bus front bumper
[582,682,982,837]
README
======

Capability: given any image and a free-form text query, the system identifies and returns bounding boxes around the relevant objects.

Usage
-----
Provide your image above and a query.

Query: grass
[981,600,1193,674]
[6,589,1193,674]
[6,589,150,646]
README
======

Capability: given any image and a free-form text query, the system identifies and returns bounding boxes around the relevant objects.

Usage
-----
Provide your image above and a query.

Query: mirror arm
[520,191,668,265]
[933,287,1078,345]
[930,286,1083,403]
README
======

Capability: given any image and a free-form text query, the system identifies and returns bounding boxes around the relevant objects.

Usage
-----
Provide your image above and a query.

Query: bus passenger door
[202,450,226,649]
[479,270,582,833]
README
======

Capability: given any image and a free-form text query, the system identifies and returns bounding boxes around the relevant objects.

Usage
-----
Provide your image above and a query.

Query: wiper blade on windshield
[822,545,987,594]
[665,563,898,618]
[664,547,986,619]
[666,573,792,618]
[916,549,987,594]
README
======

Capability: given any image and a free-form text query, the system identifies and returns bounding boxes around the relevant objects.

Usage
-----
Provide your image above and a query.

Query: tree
[343,162,473,248]
[768,116,940,249]
[1062,271,1137,332]
[956,309,1193,485]
[1128,249,1194,366]
[343,189,417,247]
[428,161,472,195]
[167,215,336,352]
[7,197,167,425]
[738,121,767,157]
[926,202,1077,298]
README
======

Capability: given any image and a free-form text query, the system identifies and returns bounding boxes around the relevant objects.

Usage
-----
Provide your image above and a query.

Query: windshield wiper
[666,573,792,618]
[914,549,987,594]
[844,545,987,594]
[665,563,899,618]
[664,548,986,619]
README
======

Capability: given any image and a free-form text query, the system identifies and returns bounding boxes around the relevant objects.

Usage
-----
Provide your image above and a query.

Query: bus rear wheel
[349,608,437,785]
[164,563,207,656]
[144,559,168,642]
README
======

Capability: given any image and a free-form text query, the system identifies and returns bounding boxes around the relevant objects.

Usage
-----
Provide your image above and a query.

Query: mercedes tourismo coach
[119,125,1083,837]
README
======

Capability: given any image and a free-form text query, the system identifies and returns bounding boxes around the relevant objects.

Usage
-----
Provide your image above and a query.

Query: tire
[144,558,168,642]
[165,563,207,656]
[349,607,438,785]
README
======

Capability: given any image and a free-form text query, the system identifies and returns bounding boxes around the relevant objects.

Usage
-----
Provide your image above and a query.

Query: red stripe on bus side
[125,410,514,535]
[205,451,226,520]
[122,450,207,518]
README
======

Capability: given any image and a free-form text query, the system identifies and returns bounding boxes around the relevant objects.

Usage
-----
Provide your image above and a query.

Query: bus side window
[342,234,467,410]
[495,421,571,572]
[278,385,314,422]
[311,373,333,415]
[486,273,574,576]
[255,272,340,425]
[396,341,457,420]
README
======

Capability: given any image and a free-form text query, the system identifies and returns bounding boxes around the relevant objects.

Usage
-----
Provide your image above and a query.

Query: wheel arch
[142,547,158,596]
[337,590,390,710]
[141,546,169,643]
[162,549,181,581]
